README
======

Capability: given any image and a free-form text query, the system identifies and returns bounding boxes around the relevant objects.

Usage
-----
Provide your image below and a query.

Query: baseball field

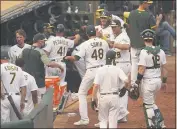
[53,56,176,128]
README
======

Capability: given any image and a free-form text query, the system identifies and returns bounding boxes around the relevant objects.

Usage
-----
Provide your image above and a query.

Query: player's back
[1,63,25,93]
[139,48,166,78]
[45,36,74,61]
[96,65,125,93]
[84,37,109,69]
[23,71,38,100]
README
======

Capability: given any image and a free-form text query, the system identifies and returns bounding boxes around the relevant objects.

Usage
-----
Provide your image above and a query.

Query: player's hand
[161,83,167,92]
[62,56,69,62]
[96,29,103,38]
[20,102,25,112]
[58,65,64,73]
[91,99,97,111]
[156,14,163,22]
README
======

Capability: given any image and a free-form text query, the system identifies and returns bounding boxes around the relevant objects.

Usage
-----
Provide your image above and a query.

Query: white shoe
[94,122,100,127]
[74,119,89,126]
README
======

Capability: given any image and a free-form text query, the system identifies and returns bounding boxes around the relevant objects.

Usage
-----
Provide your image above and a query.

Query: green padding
[41,87,54,105]
[1,119,33,128]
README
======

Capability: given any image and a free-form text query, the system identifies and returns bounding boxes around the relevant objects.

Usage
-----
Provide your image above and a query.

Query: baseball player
[71,43,86,79]
[1,61,27,123]
[8,29,31,64]
[42,23,55,40]
[127,0,162,85]
[43,24,80,87]
[95,11,115,43]
[132,29,167,128]
[15,58,38,116]
[91,50,129,128]
[64,25,109,126]
[110,19,131,122]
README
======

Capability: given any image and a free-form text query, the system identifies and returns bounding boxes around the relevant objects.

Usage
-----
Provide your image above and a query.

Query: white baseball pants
[116,62,131,120]
[1,94,21,123]
[22,99,34,117]
[141,78,161,104]
[130,47,141,85]
[99,94,120,128]
[78,68,98,121]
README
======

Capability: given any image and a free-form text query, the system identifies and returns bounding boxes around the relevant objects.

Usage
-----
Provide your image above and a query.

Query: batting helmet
[140,29,156,40]
[56,24,65,33]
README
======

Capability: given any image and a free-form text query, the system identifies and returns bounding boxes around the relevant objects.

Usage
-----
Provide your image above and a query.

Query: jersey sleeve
[29,76,38,91]
[119,34,130,45]
[160,50,167,65]
[149,14,156,29]
[39,49,51,65]
[43,40,53,53]
[75,42,86,59]
[20,71,27,88]
[66,39,74,48]
[138,50,147,66]
[118,68,128,84]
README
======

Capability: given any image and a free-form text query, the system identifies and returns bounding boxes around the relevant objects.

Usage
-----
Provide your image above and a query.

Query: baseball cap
[33,33,47,42]
[43,23,54,29]
[110,20,121,27]
[139,0,153,4]
[106,50,116,61]
[100,11,111,18]
[56,24,65,32]
[86,25,96,36]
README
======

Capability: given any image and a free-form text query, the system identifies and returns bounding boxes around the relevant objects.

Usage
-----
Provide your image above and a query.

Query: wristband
[162,77,167,83]
[137,73,143,81]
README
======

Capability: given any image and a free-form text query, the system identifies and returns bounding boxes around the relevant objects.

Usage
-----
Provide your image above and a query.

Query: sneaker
[74,119,89,126]
[94,122,100,127]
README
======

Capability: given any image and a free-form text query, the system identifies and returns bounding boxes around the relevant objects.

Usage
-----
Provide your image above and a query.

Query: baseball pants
[38,87,46,103]
[116,62,131,120]
[45,61,67,86]
[99,94,120,128]
[1,94,21,123]
[78,68,99,121]
[130,47,141,85]
[22,99,34,117]
[141,78,161,104]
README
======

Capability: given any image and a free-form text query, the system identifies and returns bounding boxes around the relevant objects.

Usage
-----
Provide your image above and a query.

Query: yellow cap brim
[96,9,104,12]
[147,1,153,4]
[100,16,108,18]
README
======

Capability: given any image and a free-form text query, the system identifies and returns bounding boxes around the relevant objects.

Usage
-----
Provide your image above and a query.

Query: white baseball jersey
[43,36,74,61]
[1,63,26,93]
[71,43,86,79]
[94,65,128,93]
[23,71,38,102]
[113,32,130,62]
[75,37,109,69]
[8,44,31,64]
[95,25,115,41]
[138,48,166,78]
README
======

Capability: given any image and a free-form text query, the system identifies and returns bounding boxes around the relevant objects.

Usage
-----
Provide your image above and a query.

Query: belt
[24,100,28,103]
[4,93,20,96]
[146,65,160,69]
[116,61,130,63]
[143,77,161,79]
[100,92,118,95]
[87,65,103,70]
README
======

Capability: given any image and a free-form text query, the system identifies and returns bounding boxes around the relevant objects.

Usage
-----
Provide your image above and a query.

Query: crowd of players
[1,0,175,128]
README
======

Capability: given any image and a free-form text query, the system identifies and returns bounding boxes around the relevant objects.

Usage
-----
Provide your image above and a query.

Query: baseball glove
[128,83,140,100]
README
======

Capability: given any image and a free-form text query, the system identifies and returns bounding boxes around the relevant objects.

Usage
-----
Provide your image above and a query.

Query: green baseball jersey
[128,9,156,48]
